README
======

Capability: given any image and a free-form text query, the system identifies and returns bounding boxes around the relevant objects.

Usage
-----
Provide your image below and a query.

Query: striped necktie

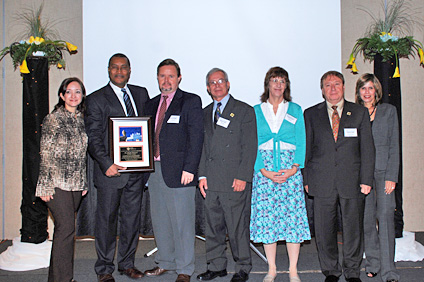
[214,102,222,129]
[122,88,135,117]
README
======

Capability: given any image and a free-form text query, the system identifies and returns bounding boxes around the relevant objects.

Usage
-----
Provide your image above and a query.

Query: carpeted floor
[0,233,423,282]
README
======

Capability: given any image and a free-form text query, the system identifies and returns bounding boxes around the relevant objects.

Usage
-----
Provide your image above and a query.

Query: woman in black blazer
[355,73,400,282]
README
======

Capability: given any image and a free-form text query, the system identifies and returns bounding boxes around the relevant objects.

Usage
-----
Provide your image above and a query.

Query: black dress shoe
[346,278,361,282]
[98,273,115,282]
[325,275,339,282]
[118,267,144,279]
[231,270,249,282]
[197,269,227,281]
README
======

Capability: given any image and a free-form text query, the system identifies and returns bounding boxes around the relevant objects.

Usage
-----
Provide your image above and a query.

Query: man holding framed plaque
[143,59,204,282]
[85,53,150,282]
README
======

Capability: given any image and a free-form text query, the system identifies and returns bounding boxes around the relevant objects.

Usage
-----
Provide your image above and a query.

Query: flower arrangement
[0,4,78,74]
[346,0,423,78]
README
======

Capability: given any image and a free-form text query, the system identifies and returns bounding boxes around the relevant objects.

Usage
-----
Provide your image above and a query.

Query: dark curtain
[374,54,404,238]
[20,57,49,243]
[76,156,206,237]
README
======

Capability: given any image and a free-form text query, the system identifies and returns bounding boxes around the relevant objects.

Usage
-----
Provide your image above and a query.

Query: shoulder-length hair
[355,73,383,106]
[54,77,86,114]
[260,67,291,103]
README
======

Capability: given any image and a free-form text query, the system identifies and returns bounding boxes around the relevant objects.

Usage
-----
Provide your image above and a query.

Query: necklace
[368,106,377,120]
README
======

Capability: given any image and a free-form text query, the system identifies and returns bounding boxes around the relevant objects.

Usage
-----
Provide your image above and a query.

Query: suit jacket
[198,95,257,192]
[372,103,399,181]
[303,100,375,198]
[146,88,204,188]
[85,83,149,189]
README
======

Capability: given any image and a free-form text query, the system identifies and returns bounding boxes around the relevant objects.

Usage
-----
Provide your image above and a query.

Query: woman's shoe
[367,272,377,278]
[289,276,301,282]
[263,274,276,282]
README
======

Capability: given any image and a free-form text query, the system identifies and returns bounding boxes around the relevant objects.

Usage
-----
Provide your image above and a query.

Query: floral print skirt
[250,149,311,244]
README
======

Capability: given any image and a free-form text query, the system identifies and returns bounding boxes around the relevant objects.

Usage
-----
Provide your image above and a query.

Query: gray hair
[206,68,229,85]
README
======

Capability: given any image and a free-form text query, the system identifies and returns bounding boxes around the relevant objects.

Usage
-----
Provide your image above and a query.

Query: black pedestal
[20,57,49,243]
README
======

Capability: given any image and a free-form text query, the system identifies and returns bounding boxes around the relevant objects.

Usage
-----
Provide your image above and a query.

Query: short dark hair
[108,53,131,68]
[54,77,86,114]
[157,58,181,77]
[355,73,383,106]
[320,70,344,89]
[260,66,291,103]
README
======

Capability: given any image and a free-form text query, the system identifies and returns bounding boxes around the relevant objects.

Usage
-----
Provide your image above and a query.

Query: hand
[232,179,246,192]
[385,180,396,194]
[260,169,285,183]
[304,185,309,193]
[280,167,297,182]
[181,171,194,185]
[82,190,88,196]
[40,195,53,202]
[199,178,208,198]
[360,184,372,195]
[106,164,126,177]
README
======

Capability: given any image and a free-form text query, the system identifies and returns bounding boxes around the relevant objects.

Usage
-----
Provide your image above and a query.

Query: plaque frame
[109,117,154,172]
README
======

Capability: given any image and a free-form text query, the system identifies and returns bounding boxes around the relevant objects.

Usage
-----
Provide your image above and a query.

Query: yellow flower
[20,60,30,74]
[28,36,35,43]
[419,48,424,65]
[66,42,78,52]
[351,62,358,73]
[393,67,400,78]
[57,62,63,69]
[346,54,355,67]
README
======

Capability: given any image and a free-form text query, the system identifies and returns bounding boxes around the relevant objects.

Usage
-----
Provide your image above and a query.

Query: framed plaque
[109,117,155,172]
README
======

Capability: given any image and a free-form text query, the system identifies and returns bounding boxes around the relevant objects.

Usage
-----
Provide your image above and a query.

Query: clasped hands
[260,167,296,184]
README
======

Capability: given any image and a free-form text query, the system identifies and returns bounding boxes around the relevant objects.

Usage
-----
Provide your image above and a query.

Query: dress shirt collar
[213,93,230,113]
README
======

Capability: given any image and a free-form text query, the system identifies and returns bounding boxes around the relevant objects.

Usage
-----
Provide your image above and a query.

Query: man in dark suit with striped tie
[303,71,375,282]
[85,53,150,282]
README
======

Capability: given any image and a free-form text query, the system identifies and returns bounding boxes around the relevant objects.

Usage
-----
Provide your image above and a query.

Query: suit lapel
[104,85,126,116]
[204,103,214,134]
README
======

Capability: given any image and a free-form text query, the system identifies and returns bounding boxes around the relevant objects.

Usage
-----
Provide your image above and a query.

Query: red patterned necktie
[154,95,168,158]
[331,105,340,142]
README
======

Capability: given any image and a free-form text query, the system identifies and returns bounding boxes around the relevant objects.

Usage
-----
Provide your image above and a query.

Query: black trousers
[47,188,83,282]
[313,194,365,279]
[94,174,144,275]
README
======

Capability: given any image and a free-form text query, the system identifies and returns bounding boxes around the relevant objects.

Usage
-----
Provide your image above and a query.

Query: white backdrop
[83,0,341,110]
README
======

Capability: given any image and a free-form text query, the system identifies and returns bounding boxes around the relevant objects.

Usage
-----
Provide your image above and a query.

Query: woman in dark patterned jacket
[36,77,88,282]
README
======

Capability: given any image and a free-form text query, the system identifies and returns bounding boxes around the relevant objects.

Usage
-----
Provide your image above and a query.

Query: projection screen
[83,0,341,110]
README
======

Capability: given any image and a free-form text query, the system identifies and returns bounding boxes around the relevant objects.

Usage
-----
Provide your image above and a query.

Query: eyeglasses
[208,79,227,86]
[270,78,285,84]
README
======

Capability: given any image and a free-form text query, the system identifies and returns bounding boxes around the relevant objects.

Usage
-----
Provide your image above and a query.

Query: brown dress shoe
[118,267,144,279]
[98,273,115,282]
[144,266,168,276]
[176,274,191,282]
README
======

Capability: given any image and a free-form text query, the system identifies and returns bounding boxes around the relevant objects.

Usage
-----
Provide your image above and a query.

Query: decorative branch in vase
[0,4,78,74]
[346,0,423,78]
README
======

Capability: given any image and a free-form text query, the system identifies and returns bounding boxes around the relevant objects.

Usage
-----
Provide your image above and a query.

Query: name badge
[344,128,358,137]
[216,117,230,128]
[167,115,180,124]
[285,114,297,124]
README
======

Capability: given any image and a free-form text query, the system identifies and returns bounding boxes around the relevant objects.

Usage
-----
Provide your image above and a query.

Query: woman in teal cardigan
[250,67,310,282]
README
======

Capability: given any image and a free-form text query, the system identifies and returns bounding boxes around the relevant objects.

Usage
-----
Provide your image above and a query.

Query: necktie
[331,105,340,142]
[154,95,168,158]
[122,88,135,117]
[214,102,222,129]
